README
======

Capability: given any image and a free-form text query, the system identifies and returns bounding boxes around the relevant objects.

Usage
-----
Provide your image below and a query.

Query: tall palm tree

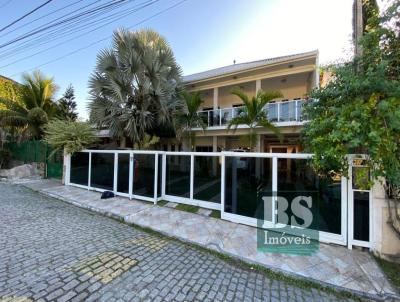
[175,91,206,151]
[227,87,283,150]
[88,28,183,147]
[0,71,57,139]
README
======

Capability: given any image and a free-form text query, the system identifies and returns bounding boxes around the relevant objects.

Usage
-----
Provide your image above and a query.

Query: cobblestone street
[0,182,356,302]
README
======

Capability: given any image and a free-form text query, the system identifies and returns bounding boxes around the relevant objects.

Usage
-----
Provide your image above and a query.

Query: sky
[0,0,356,119]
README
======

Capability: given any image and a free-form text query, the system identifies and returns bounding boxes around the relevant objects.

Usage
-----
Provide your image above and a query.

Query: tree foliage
[227,88,282,151]
[88,28,183,147]
[175,91,206,151]
[0,76,21,106]
[0,71,58,139]
[44,119,98,155]
[56,84,78,121]
[302,1,400,232]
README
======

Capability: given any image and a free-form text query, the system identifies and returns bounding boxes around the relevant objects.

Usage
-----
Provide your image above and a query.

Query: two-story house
[164,50,319,154]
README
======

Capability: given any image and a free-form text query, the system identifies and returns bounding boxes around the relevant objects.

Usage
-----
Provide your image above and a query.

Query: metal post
[129,153,133,200]
[272,156,278,224]
[220,154,225,215]
[190,154,194,201]
[113,153,118,194]
[88,152,92,190]
[162,152,166,198]
[153,154,159,204]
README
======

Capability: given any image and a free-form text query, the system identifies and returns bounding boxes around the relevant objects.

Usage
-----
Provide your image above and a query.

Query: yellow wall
[261,72,311,100]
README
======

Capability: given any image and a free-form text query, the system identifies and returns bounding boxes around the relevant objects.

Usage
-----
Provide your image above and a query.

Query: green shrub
[44,119,98,156]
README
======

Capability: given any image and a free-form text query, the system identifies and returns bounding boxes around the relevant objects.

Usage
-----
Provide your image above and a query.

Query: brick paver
[0,183,354,301]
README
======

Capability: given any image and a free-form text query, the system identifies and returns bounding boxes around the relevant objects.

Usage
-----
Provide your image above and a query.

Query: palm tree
[88,28,183,147]
[227,88,283,150]
[175,91,206,151]
[0,71,57,139]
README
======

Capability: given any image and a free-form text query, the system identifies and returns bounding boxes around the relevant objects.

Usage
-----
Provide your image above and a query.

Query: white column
[213,87,218,110]
[212,136,218,176]
[256,79,262,93]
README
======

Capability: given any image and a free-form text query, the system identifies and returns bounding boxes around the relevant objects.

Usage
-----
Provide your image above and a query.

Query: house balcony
[195,99,307,129]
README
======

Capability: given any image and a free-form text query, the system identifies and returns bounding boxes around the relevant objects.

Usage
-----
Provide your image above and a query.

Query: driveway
[0,182,355,302]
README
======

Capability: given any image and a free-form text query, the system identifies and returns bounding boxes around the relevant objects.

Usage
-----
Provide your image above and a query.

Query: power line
[10,0,189,77]
[0,0,130,58]
[0,0,127,49]
[0,0,159,67]
[0,0,54,33]
[0,0,87,39]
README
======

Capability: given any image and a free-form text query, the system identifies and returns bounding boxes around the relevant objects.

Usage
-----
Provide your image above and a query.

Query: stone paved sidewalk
[20,179,399,301]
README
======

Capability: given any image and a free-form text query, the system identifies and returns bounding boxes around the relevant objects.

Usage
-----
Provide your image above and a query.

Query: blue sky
[0,0,355,119]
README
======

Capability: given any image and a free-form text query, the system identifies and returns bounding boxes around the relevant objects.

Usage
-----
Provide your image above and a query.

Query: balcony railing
[197,99,307,128]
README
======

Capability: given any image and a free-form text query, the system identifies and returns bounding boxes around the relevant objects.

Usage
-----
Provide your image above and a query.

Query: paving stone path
[0,182,356,302]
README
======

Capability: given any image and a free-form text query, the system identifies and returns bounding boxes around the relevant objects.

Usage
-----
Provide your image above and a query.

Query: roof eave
[183,50,319,86]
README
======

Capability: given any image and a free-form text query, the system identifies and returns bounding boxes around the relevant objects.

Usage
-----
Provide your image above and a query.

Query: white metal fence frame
[65,150,348,246]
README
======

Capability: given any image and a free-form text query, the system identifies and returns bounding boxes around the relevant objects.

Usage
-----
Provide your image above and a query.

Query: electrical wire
[9,0,189,77]
[0,0,54,33]
[0,0,159,67]
[0,0,127,48]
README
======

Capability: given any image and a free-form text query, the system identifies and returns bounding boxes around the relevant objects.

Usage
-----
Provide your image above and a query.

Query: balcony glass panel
[220,108,233,126]
[117,154,130,194]
[91,153,114,191]
[266,103,278,122]
[280,102,290,122]
[166,155,190,197]
[225,157,272,219]
[198,111,209,127]
[210,109,220,127]
[70,152,89,186]
[194,156,221,203]
[233,106,245,118]
[277,159,341,234]
[132,154,155,198]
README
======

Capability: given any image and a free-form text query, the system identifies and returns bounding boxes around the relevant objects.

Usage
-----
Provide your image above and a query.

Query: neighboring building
[163,50,319,153]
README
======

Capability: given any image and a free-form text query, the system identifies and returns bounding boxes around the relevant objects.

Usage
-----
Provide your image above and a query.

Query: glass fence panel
[117,154,130,194]
[91,153,114,191]
[198,111,209,127]
[70,152,89,186]
[132,154,155,198]
[288,101,297,121]
[194,156,221,203]
[233,106,245,118]
[166,155,190,198]
[297,100,303,121]
[279,102,290,122]
[277,159,341,234]
[225,157,272,218]
[211,110,220,127]
[220,108,233,126]
[353,191,369,241]
[267,103,278,122]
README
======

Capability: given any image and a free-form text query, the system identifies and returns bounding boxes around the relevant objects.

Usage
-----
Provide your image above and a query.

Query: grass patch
[210,210,221,218]
[157,200,168,206]
[175,204,200,213]
[374,255,400,292]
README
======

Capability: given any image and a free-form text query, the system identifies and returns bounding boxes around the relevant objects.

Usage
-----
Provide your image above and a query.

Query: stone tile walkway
[20,179,399,301]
